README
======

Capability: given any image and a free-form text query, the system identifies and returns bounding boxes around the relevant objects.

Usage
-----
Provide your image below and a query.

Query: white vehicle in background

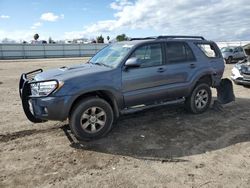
[221,46,246,64]
[231,56,250,86]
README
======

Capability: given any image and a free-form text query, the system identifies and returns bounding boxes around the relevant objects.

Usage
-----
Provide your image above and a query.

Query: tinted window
[197,43,219,58]
[166,42,195,63]
[221,47,233,53]
[130,43,163,68]
[234,47,239,53]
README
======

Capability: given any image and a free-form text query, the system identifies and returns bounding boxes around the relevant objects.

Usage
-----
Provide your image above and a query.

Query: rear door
[122,42,168,107]
[162,42,198,98]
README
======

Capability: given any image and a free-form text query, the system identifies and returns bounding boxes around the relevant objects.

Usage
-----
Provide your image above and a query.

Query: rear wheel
[185,83,212,114]
[69,97,114,140]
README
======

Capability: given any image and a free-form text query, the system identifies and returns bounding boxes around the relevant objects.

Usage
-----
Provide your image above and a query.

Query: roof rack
[129,37,156,41]
[129,35,205,41]
[157,35,205,40]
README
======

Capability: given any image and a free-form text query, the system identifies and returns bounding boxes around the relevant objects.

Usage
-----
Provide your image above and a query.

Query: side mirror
[124,57,141,68]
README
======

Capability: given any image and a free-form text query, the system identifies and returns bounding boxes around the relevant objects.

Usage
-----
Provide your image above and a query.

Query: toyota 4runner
[19,36,225,140]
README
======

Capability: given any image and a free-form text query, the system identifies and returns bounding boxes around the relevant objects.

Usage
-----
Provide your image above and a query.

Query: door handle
[189,63,196,68]
[157,67,166,73]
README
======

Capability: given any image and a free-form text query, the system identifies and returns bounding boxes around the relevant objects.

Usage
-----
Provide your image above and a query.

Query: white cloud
[0,30,35,41]
[71,0,250,40]
[0,29,60,42]
[110,0,133,10]
[31,22,42,30]
[40,12,64,22]
[0,15,10,19]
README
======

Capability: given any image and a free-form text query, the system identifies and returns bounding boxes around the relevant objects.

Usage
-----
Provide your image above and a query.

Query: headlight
[30,80,63,96]
[234,63,242,70]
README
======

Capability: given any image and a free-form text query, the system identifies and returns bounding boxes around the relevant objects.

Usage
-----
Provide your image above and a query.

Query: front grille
[242,74,250,80]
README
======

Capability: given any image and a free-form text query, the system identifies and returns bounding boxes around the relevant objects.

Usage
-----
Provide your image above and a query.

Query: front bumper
[28,96,72,121]
[231,77,250,86]
[231,67,250,86]
[19,69,72,122]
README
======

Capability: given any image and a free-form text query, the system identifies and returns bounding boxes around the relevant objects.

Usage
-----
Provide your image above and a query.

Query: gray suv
[221,46,246,64]
[19,36,225,140]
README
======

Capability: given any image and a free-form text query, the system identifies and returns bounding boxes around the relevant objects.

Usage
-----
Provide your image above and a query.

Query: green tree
[116,34,128,42]
[34,33,39,41]
[48,37,53,44]
[96,35,104,43]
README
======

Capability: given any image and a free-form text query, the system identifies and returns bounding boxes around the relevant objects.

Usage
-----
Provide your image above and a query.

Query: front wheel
[185,83,212,114]
[69,97,114,141]
[226,56,233,64]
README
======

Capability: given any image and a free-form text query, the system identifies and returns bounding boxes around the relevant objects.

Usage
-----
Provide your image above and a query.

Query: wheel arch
[69,90,120,119]
[197,75,212,86]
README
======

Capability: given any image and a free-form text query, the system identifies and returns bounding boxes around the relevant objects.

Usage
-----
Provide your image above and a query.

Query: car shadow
[62,97,250,161]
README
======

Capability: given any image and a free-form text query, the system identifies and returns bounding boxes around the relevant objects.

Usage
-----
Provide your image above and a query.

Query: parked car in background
[19,36,226,140]
[231,56,250,86]
[221,46,246,64]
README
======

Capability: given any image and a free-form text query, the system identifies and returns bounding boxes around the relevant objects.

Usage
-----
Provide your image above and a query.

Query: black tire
[69,97,114,141]
[226,56,233,64]
[185,83,212,114]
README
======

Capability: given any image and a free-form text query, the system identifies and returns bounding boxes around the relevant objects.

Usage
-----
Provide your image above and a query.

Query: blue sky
[0,0,250,41]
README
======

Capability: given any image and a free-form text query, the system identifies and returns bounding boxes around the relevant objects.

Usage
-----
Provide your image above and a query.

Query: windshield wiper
[93,62,112,68]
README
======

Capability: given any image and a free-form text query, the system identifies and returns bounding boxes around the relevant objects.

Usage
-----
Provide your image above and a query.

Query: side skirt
[120,97,185,115]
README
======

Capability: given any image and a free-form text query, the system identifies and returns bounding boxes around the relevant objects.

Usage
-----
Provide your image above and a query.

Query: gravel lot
[0,58,250,188]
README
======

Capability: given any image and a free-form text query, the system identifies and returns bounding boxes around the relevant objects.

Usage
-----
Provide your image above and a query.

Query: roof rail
[129,37,156,41]
[157,35,205,40]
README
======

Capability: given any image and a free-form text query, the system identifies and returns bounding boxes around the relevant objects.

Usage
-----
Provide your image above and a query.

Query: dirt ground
[0,58,250,188]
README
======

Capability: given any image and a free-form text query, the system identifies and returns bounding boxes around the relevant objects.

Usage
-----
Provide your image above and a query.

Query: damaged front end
[231,57,250,86]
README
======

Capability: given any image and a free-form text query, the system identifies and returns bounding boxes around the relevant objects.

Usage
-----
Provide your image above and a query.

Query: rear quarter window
[196,43,219,58]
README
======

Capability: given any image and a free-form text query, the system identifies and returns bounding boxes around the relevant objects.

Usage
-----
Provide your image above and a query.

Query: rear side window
[196,43,219,58]
[166,42,195,63]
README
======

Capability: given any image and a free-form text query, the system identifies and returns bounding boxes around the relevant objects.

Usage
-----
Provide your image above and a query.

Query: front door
[122,43,167,107]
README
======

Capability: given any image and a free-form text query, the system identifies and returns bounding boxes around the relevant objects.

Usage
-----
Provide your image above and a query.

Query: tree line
[31,33,129,44]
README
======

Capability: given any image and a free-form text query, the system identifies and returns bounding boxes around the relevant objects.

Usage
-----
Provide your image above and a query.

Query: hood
[34,63,111,81]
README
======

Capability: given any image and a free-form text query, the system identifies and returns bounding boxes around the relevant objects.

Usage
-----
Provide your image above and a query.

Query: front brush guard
[19,69,46,123]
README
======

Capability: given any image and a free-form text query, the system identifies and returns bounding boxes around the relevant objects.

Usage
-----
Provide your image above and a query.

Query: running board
[121,98,185,115]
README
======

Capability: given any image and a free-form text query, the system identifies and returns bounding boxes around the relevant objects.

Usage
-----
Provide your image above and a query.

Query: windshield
[221,47,234,53]
[89,43,133,68]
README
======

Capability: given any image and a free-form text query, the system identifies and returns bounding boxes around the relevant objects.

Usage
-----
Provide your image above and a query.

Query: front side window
[166,42,195,63]
[234,47,239,53]
[196,43,219,58]
[130,43,163,68]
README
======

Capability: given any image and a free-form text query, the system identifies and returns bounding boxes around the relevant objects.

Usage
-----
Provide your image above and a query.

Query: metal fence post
[78,44,81,57]
[0,44,3,59]
[43,44,46,58]
[62,43,65,57]
[22,44,25,59]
